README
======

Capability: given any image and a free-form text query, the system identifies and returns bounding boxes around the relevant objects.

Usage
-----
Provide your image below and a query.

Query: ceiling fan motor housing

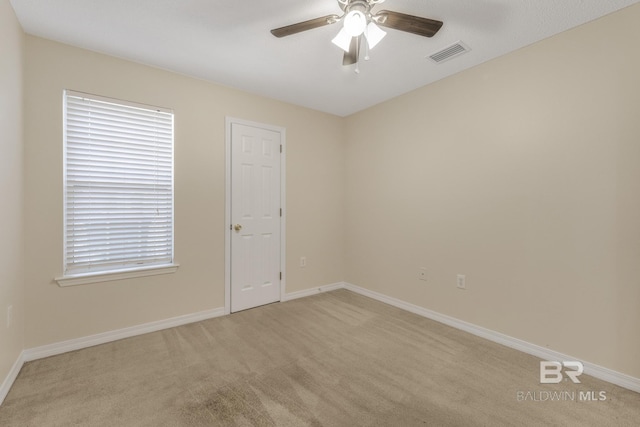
[340,0,372,15]
[338,0,385,10]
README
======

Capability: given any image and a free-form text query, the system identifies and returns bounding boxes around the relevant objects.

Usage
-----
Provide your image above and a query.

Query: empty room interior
[1,0,640,425]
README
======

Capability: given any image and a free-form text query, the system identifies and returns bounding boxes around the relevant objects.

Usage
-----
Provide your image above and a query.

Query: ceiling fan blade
[342,36,359,66]
[374,10,443,38]
[271,15,339,38]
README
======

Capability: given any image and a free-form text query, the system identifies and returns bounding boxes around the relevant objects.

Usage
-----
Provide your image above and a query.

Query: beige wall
[23,37,345,348]
[0,0,25,385]
[345,4,640,378]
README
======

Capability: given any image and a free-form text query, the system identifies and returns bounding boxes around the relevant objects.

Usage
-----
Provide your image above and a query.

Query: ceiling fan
[271,0,443,68]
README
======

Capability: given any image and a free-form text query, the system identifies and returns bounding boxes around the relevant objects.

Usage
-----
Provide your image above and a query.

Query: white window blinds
[63,90,174,276]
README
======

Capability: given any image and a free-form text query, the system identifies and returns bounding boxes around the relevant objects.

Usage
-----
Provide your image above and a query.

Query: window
[58,90,176,286]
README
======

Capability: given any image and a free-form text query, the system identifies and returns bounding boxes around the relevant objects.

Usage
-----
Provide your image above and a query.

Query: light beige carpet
[0,289,638,426]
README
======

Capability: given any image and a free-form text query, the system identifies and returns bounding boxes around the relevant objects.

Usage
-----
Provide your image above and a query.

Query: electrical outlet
[6,305,13,329]
[300,256,307,268]
[419,268,427,281]
[457,274,466,290]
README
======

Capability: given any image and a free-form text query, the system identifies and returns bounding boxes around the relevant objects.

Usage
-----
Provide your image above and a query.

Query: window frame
[56,90,178,287]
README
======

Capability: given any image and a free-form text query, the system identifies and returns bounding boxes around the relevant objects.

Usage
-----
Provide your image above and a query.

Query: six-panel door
[230,123,281,312]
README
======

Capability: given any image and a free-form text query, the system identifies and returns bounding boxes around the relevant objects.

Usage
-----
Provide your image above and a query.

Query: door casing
[225,117,286,314]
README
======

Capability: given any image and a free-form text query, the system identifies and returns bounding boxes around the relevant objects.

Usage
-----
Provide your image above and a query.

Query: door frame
[224,117,286,315]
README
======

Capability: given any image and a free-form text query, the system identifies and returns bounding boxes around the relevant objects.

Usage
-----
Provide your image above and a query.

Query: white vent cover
[428,41,471,64]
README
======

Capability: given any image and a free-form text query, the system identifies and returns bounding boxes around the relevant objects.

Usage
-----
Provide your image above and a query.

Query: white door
[230,123,282,312]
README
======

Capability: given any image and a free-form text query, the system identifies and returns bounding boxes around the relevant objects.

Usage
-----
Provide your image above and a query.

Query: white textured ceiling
[10,0,640,116]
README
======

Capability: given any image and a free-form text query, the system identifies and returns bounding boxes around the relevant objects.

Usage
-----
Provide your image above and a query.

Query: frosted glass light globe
[344,10,366,37]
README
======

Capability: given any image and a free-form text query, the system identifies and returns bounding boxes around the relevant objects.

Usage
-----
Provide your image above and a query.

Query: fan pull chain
[364,36,370,61]
[355,35,361,73]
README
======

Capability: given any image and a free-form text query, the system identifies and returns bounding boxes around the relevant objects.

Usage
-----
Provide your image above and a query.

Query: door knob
[233,224,243,231]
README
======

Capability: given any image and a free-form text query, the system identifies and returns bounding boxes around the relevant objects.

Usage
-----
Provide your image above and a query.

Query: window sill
[55,263,180,287]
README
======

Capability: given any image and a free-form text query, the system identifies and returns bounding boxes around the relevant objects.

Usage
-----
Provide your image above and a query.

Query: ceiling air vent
[428,41,470,64]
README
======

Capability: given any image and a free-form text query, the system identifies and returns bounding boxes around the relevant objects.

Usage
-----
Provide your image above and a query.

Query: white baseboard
[0,351,25,406]
[343,282,640,394]
[23,307,225,362]
[282,282,345,302]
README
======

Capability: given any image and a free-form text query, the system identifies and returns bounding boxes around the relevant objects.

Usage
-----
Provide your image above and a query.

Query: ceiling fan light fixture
[270,0,444,69]
[365,21,386,49]
[343,10,367,36]
[331,27,352,52]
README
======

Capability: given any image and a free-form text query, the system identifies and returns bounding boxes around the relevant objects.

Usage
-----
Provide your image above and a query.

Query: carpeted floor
[0,289,638,426]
